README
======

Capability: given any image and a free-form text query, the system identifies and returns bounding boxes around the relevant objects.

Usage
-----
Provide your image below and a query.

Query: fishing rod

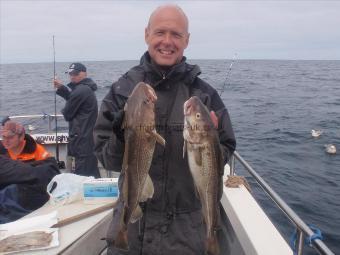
[219,53,237,97]
[53,35,60,166]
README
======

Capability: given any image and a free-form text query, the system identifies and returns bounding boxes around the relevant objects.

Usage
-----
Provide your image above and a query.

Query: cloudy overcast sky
[1,1,339,63]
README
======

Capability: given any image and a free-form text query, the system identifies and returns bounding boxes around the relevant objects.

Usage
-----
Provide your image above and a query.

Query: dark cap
[65,62,87,75]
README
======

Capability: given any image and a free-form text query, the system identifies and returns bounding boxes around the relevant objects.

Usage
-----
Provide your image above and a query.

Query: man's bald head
[145,4,190,68]
[147,4,189,33]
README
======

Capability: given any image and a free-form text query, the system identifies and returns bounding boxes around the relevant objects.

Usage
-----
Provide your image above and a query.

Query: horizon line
[1,57,340,65]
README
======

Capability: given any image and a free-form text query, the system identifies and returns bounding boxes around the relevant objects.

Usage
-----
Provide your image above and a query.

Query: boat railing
[229,151,335,255]
[4,115,335,254]
[7,114,64,133]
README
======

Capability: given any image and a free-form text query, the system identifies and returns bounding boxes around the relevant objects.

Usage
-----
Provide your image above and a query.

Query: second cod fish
[183,96,224,255]
[115,82,165,250]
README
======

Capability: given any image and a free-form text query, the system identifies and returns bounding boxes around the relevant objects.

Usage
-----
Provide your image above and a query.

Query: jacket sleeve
[56,85,71,100]
[62,85,90,121]
[212,91,236,164]
[93,86,127,172]
[0,156,60,187]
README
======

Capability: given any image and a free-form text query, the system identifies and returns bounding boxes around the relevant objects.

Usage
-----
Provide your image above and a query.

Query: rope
[290,224,323,255]
[307,225,323,245]
[224,175,252,192]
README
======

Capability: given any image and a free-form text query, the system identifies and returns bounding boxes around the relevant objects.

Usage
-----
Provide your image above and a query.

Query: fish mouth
[144,84,157,103]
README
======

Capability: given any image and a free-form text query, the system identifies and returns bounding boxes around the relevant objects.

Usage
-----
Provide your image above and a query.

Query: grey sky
[1,1,339,63]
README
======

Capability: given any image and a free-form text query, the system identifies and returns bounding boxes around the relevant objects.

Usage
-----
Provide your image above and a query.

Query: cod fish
[0,231,52,253]
[183,96,224,255]
[114,82,165,250]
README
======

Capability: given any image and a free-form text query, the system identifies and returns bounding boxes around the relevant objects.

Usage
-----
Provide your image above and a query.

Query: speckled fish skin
[0,231,52,253]
[114,82,165,251]
[183,96,224,255]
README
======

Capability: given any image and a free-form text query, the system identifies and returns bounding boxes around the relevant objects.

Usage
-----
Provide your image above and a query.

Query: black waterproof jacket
[57,78,98,157]
[93,52,236,255]
[0,155,59,210]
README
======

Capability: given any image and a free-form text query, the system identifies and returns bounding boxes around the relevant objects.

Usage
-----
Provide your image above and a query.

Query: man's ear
[19,133,25,141]
[184,33,190,49]
[145,27,150,45]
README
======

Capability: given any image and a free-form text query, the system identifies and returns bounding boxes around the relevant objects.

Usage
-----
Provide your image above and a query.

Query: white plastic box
[83,178,119,204]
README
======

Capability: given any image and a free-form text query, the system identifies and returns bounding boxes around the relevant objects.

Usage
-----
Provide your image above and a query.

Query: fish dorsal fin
[130,205,143,223]
[183,140,187,158]
[216,143,225,199]
[121,111,127,130]
[151,130,165,146]
[122,132,129,171]
[140,174,154,202]
[217,144,225,176]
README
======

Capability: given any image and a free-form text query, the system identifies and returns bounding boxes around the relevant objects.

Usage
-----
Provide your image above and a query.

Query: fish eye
[196,113,201,119]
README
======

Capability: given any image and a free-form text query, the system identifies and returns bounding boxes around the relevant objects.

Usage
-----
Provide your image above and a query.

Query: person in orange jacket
[0,120,59,223]
[0,121,51,162]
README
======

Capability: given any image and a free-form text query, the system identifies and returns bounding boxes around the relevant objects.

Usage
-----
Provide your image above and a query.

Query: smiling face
[145,5,190,69]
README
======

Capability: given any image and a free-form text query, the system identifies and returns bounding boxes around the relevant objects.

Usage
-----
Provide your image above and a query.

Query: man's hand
[53,78,63,89]
[210,111,218,129]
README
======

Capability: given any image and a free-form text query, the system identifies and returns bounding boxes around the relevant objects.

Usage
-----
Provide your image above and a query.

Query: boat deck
[19,202,113,255]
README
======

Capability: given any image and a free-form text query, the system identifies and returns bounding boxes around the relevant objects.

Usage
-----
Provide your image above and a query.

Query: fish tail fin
[206,234,219,255]
[115,229,129,251]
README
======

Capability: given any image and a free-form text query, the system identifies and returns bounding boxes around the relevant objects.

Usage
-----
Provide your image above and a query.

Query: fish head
[183,96,214,143]
[125,82,157,129]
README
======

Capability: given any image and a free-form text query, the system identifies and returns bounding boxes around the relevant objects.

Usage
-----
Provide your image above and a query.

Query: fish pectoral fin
[130,205,143,223]
[140,175,154,202]
[151,130,166,146]
[193,148,202,166]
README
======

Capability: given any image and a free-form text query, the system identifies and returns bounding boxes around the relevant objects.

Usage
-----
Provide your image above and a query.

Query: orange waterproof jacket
[1,134,51,162]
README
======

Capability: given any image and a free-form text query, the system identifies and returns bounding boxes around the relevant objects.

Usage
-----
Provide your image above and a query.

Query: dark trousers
[106,200,206,255]
[0,184,31,224]
[106,203,234,255]
[74,154,100,178]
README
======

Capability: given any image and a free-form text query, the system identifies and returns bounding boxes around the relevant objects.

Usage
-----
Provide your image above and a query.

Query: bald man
[94,5,236,255]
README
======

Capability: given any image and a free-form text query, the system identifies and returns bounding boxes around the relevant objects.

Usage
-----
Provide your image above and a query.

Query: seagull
[311,129,323,138]
[325,144,336,154]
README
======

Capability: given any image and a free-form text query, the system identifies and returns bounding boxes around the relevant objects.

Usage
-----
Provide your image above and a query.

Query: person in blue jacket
[54,63,100,178]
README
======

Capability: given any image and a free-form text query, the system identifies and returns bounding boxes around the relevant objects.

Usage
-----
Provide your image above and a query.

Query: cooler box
[83,178,119,204]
